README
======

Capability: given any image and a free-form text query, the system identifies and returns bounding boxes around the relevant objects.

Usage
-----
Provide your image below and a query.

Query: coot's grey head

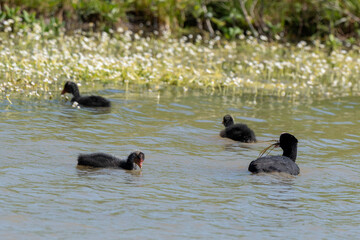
[222,114,234,127]
[277,133,298,150]
[61,81,78,95]
[128,151,145,169]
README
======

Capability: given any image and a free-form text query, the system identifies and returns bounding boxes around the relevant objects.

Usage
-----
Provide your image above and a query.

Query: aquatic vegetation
[0,29,359,101]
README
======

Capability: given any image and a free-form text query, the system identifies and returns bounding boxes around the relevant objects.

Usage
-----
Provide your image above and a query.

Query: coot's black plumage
[61,81,111,107]
[248,133,299,175]
[78,151,145,170]
[220,115,256,143]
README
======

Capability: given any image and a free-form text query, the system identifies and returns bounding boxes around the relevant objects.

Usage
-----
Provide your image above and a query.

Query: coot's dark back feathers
[76,95,111,107]
[61,81,111,107]
[220,115,256,143]
[248,133,299,175]
[78,153,121,168]
[248,156,300,175]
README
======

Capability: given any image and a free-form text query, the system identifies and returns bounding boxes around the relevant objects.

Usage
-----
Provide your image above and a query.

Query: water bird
[61,81,111,107]
[77,151,145,170]
[248,133,300,175]
[220,114,256,143]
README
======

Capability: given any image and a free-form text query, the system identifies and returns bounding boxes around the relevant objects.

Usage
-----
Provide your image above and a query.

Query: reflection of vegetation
[1,28,359,100]
[1,0,360,42]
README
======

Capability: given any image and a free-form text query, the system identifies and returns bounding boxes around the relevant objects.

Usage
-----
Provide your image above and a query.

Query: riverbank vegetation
[0,1,360,100]
[1,0,360,44]
[1,28,359,100]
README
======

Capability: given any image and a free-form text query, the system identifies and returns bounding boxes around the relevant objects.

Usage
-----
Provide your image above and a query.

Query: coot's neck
[282,143,297,162]
[119,158,135,170]
[224,119,234,127]
[70,85,81,99]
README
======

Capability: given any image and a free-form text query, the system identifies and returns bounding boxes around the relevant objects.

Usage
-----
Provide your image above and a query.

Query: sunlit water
[0,86,359,239]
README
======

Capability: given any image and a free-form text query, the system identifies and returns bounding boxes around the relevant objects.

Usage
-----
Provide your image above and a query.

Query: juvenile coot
[78,151,145,170]
[220,115,256,143]
[61,81,111,107]
[248,133,299,175]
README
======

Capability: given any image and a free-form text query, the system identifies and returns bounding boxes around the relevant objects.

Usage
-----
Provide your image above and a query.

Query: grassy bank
[1,0,360,44]
[1,28,359,101]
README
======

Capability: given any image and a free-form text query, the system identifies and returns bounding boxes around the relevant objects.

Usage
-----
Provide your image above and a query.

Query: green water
[0,86,359,239]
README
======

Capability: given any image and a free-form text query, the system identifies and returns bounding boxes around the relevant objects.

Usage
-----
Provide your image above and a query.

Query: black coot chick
[220,115,256,143]
[248,133,299,175]
[61,81,111,107]
[78,151,145,170]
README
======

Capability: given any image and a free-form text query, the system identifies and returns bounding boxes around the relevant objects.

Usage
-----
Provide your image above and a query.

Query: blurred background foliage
[1,0,360,43]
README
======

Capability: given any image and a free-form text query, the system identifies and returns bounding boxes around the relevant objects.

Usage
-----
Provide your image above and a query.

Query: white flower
[72,101,79,108]
[260,35,268,41]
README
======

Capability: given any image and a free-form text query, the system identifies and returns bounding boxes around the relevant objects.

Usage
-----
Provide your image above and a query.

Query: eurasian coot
[61,81,111,107]
[78,151,145,170]
[220,115,256,143]
[248,133,299,175]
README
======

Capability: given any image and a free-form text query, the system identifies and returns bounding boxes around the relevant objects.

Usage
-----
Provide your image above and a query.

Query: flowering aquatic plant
[0,28,359,101]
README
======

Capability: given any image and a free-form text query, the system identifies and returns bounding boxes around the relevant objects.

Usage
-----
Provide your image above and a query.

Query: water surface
[0,87,359,239]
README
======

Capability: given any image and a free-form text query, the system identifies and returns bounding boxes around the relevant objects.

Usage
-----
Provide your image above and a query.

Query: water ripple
[0,93,359,239]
